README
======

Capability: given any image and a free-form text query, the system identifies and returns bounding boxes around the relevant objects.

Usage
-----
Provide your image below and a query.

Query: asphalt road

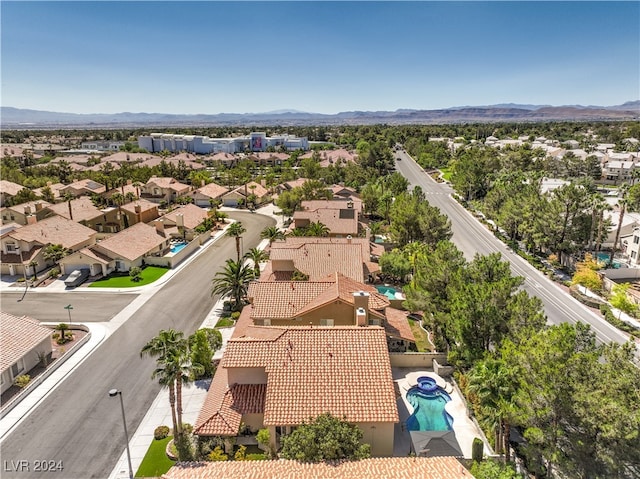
[0,293,138,322]
[0,211,275,479]
[394,151,631,347]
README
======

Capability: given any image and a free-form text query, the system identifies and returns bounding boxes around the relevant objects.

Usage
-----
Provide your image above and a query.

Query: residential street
[0,211,274,479]
[394,151,632,347]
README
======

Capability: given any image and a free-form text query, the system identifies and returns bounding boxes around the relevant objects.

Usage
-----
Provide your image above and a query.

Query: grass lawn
[135,436,175,477]
[215,317,235,328]
[408,318,433,352]
[89,266,169,288]
[439,167,453,182]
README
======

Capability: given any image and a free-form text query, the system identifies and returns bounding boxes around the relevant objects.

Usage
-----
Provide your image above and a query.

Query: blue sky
[1,1,638,114]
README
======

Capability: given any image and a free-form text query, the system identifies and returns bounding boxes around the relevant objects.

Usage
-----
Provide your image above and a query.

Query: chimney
[24,205,32,215]
[353,291,369,326]
[27,215,38,225]
[201,179,205,187]
[347,235,352,244]
[347,201,353,209]
[35,202,43,212]
[127,179,132,185]
[176,213,184,228]
[134,204,141,214]
[155,219,165,234]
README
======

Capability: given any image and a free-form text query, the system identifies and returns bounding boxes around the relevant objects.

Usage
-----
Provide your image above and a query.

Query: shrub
[245,453,267,460]
[472,437,484,462]
[15,374,31,388]
[208,446,228,462]
[49,267,60,278]
[129,266,143,282]
[231,311,241,320]
[182,423,193,435]
[234,445,247,461]
[154,425,170,440]
[174,433,195,461]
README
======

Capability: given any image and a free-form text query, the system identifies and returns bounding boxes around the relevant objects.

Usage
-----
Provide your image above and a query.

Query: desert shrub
[15,374,31,388]
[154,425,170,440]
[49,267,60,278]
[208,446,228,461]
[129,266,143,282]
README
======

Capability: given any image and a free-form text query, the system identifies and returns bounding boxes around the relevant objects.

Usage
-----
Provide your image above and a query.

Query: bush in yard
[129,266,143,282]
[208,446,228,461]
[280,413,370,462]
[154,425,170,440]
[15,374,31,388]
[231,311,241,320]
[472,437,484,462]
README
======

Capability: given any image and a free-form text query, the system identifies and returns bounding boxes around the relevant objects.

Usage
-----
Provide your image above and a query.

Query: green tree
[260,226,285,246]
[244,247,269,277]
[43,244,69,267]
[378,248,412,282]
[609,282,638,317]
[304,221,330,237]
[140,329,188,438]
[226,221,246,262]
[211,258,254,311]
[470,460,521,479]
[280,413,370,462]
[188,330,214,379]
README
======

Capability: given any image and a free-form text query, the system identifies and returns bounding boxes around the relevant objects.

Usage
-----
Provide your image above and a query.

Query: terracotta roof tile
[384,308,416,343]
[161,204,208,229]
[1,180,26,197]
[0,312,52,371]
[45,196,103,222]
[145,177,191,193]
[163,457,474,479]
[94,222,167,261]
[219,326,398,425]
[193,182,229,199]
[120,199,158,214]
[229,181,270,198]
[9,215,96,249]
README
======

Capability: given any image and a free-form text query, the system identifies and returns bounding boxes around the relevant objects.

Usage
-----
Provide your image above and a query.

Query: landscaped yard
[439,166,453,182]
[215,317,235,328]
[89,266,169,288]
[408,318,433,352]
[135,436,175,477]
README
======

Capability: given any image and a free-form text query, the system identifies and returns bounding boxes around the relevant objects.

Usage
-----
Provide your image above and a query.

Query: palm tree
[305,221,330,237]
[28,260,38,280]
[610,187,629,266]
[466,357,517,461]
[260,226,285,247]
[43,244,69,268]
[171,348,204,435]
[140,329,188,436]
[226,221,246,261]
[244,247,269,276]
[111,192,126,231]
[211,259,254,311]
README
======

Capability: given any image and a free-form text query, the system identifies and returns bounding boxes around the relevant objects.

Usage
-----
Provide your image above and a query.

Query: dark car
[64,269,89,288]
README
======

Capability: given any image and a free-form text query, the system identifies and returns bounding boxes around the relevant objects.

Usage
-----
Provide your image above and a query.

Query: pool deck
[392,367,491,459]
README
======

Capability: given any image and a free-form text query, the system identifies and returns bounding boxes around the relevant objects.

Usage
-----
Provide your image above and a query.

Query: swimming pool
[406,378,453,431]
[596,252,624,268]
[376,285,404,300]
[170,241,188,254]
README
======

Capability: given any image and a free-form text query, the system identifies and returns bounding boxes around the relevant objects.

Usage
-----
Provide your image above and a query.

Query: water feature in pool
[170,241,188,254]
[405,377,453,431]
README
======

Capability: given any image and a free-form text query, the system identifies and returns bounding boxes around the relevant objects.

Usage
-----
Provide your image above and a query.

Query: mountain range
[2,102,638,128]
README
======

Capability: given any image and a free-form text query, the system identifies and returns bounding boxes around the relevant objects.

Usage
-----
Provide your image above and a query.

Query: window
[632,251,637,259]
[320,319,334,326]
[11,359,25,379]
[634,236,639,244]
[263,319,271,326]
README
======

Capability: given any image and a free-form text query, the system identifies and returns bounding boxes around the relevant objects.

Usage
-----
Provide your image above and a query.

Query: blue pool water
[596,252,623,268]
[406,385,453,431]
[376,285,399,300]
[170,242,188,254]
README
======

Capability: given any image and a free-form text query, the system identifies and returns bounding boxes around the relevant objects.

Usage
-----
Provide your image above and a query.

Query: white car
[64,269,89,287]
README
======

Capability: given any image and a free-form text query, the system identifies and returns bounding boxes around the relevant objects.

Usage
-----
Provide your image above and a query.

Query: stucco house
[0,180,25,207]
[243,272,415,350]
[58,179,106,198]
[140,177,191,205]
[60,222,170,275]
[1,200,52,226]
[45,197,114,231]
[190,182,229,207]
[0,215,97,278]
[260,236,381,282]
[293,199,361,237]
[194,325,399,457]
[222,181,271,207]
[0,312,53,395]
[158,203,209,241]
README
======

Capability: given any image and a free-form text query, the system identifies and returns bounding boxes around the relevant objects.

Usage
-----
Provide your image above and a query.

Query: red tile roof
[383,308,416,343]
[9,215,96,249]
[94,222,167,261]
[0,312,52,371]
[228,181,270,199]
[163,457,474,479]
[45,196,103,223]
[145,177,191,193]
[220,326,398,426]
[161,204,208,229]
[0,180,25,197]
[193,182,229,199]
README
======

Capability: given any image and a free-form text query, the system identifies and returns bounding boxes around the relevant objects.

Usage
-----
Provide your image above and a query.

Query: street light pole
[64,304,73,332]
[109,389,133,479]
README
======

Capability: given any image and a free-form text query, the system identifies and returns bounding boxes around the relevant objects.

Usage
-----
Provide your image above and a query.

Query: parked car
[64,269,89,287]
